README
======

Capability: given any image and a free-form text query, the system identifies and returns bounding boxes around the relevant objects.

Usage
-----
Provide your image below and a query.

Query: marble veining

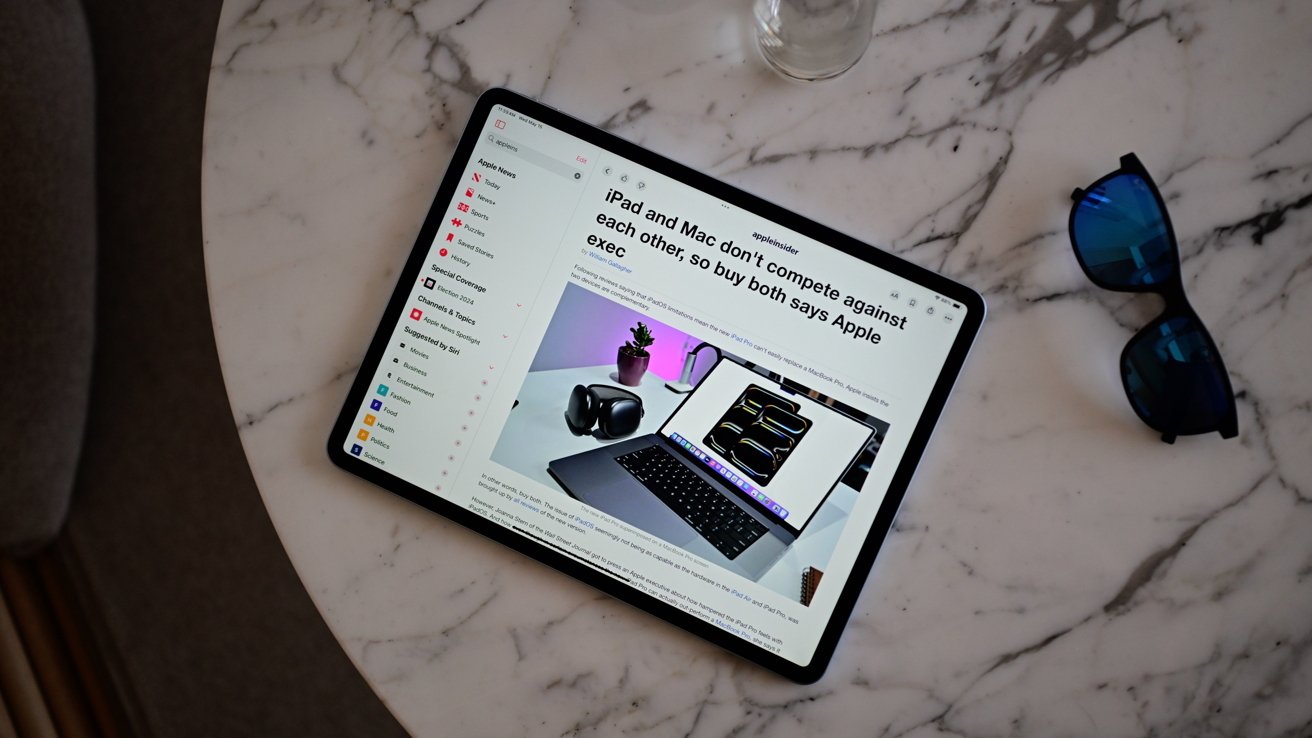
[203,0,1312,735]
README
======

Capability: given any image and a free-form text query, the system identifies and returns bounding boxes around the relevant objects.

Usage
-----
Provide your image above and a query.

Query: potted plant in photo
[617,321,655,386]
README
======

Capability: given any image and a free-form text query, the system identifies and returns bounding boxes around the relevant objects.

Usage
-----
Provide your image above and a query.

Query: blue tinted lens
[1123,316,1232,435]
[1072,173,1175,287]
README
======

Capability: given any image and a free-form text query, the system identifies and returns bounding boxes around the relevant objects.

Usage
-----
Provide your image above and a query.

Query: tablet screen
[331,89,982,681]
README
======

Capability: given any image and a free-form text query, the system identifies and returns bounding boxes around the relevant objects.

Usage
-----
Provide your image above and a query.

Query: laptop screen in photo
[660,359,874,532]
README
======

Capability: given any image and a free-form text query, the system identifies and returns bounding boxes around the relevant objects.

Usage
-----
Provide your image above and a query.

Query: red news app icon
[409,308,423,321]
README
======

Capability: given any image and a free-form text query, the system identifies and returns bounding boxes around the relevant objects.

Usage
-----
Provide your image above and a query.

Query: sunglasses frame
[1068,153,1238,443]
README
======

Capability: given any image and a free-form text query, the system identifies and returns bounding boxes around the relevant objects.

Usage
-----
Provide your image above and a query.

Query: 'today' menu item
[329,88,984,682]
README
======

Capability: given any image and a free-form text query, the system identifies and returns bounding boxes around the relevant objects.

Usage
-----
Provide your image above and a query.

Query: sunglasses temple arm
[1220,412,1239,440]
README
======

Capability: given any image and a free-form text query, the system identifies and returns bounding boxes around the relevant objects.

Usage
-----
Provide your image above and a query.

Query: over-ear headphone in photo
[565,384,644,439]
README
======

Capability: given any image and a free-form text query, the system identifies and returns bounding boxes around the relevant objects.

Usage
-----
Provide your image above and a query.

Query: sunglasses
[1068,153,1237,444]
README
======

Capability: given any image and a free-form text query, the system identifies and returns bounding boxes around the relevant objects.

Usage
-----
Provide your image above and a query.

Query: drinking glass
[753,0,877,81]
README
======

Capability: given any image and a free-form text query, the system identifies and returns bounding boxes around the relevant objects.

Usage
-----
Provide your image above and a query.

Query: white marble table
[202,1,1312,735]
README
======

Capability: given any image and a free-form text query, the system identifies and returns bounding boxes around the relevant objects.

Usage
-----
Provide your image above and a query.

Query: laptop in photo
[548,358,875,581]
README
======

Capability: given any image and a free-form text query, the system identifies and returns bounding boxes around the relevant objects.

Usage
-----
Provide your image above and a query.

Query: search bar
[486,134,582,181]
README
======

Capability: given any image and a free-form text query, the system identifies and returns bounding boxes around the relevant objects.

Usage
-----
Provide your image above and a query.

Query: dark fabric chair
[0,0,96,555]
[1,1,409,735]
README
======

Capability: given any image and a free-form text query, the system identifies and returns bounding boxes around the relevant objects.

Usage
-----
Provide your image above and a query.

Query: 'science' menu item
[329,88,984,682]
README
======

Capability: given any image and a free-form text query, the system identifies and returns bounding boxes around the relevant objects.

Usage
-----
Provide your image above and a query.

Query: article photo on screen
[492,282,889,601]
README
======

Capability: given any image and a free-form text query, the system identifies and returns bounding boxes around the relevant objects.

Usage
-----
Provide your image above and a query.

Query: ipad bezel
[328,87,985,683]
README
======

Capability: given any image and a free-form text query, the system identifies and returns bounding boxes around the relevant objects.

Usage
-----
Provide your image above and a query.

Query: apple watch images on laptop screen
[329,89,983,682]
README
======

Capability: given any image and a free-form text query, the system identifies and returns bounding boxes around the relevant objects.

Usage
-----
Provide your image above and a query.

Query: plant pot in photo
[617,321,655,386]
[617,349,650,386]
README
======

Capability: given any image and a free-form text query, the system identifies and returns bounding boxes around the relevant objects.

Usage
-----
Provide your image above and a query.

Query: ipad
[329,88,984,682]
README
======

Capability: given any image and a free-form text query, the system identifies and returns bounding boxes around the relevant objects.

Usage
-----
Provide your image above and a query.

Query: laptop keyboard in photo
[614,445,768,560]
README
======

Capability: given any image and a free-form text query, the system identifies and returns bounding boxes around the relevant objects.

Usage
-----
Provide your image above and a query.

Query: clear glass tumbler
[754,0,877,81]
